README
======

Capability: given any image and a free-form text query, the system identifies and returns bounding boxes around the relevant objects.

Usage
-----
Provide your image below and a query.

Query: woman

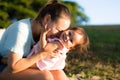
[0,0,71,80]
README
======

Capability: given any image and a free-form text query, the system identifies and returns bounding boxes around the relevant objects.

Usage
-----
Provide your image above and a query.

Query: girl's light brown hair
[69,27,90,53]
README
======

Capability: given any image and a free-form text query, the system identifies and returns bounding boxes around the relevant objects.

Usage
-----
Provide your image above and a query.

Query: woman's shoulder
[19,18,31,24]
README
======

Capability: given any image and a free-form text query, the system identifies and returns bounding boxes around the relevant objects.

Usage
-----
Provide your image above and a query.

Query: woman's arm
[7,51,49,73]
[39,24,50,50]
[39,30,47,50]
[7,41,61,73]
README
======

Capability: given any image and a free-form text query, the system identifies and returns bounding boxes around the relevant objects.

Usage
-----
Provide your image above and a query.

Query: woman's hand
[39,24,51,50]
[41,24,51,34]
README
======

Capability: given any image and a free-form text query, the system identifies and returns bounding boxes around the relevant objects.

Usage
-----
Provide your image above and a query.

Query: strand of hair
[47,0,58,5]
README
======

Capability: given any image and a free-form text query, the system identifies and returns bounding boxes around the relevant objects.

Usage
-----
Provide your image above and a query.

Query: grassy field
[65,26,120,80]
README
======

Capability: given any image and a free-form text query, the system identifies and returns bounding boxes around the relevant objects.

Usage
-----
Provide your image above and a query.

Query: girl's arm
[44,41,58,52]
[43,41,63,56]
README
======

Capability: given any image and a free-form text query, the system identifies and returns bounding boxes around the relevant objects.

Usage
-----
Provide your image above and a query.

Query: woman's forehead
[56,18,70,28]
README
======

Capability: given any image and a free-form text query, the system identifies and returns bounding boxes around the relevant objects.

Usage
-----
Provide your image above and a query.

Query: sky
[64,0,120,25]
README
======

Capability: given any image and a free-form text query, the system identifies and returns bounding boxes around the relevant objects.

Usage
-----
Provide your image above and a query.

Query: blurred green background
[0,0,88,28]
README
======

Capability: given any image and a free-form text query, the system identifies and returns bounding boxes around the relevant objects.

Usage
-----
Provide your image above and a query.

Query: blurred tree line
[0,0,88,28]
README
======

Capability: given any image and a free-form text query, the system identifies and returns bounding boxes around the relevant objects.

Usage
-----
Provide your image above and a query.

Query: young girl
[28,27,89,71]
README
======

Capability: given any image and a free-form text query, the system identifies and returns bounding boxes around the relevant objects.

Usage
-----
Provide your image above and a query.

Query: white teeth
[63,34,65,42]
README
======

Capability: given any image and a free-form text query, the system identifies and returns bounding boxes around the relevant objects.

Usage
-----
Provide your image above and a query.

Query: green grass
[65,26,120,80]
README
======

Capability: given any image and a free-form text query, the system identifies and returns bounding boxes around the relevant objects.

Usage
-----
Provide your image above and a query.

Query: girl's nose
[66,35,70,41]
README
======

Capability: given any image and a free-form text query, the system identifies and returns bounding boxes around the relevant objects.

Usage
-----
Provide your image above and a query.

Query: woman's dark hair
[35,0,71,23]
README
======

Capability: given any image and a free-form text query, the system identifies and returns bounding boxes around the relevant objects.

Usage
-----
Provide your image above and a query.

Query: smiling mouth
[62,35,65,42]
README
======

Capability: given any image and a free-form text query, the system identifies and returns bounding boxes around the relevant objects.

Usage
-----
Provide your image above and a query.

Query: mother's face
[47,17,70,38]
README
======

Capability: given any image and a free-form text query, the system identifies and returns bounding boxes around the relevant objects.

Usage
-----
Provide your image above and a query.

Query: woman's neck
[31,19,42,43]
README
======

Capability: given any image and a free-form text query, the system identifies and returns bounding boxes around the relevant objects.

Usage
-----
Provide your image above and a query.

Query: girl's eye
[69,32,73,43]
[70,39,73,43]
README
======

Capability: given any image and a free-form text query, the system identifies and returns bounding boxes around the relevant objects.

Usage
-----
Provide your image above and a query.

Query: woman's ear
[43,14,51,25]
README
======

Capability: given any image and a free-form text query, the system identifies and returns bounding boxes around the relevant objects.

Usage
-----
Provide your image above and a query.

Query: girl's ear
[43,14,51,25]
[69,47,75,51]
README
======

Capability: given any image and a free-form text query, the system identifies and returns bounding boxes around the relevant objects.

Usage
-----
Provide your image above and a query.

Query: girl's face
[60,30,83,49]
[46,17,70,38]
